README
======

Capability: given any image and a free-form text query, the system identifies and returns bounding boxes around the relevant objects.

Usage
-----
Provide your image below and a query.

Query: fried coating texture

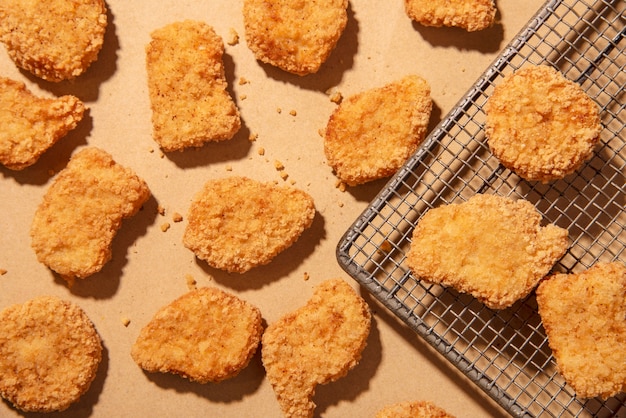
[536,262,626,399]
[131,287,263,383]
[262,279,371,418]
[243,0,348,75]
[0,77,85,170]
[183,176,315,273]
[0,296,102,412]
[405,0,496,32]
[30,147,151,282]
[146,20,241,152]
[376,400,455,418]
[0,0,107,82]
[484,65,601,182]
[324,75,432,186]
[406,194,568,310]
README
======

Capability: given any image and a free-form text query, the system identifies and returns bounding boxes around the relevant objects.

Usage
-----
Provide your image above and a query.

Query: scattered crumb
[149,147,155,153]
[318,128,325,137]
[238,77,249,85]
[227,28,239,46]
[161,222,171,232]
[329,91,343,104]
[303,272,310,281]
[225,164,233,171]
[338,201,344,207]
[240,94,247,100]
[274,160,284,171]
[172,212,183,222]
[257,147,265,156]
[185,274,197,290]
[335,180,346,192]
[379,239,392,253]
[0,269,7,276]
[159,151,165,159]
[290,179,296,185]
[121,317,131,327]
[289,109,297,116]
[249,133,258,142]
[276,107,282,114]
[157,204,166,216]
[280,171,289,181]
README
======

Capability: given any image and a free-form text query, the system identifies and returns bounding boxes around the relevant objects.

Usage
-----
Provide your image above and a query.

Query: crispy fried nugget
[324,75,432,186]
[30,147,151,282]
[484,65,601,183]
[0,296,102,412]
[406,194,568,309]
[0,0,107,82]
[131,287,263,383]
[536,262,626,399]
[262,279,371,418]
[0,77,85,170]
[183,176,315,273]
[405,0,496,32]
[376,400,455,418]
[243,0,348,75]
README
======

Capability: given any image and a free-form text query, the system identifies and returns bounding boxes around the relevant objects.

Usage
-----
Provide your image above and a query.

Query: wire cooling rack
[336,0,625,416]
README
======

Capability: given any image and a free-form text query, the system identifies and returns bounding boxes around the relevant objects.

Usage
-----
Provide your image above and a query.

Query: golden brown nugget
[406,194,568,310]
[536,262,626,399]
[0,77,85,170]
[484,65,601,182]
[183,176,315,273]
[405,0,496,32]
[0,0,107,82]
[30,147,151,282]
[262,279,371,418]
[131,287,263,383]
[324,75,432,186]
[0,296,102,412]
[146,20,241,152]
[376,400,455,418]
[243,0,348,75]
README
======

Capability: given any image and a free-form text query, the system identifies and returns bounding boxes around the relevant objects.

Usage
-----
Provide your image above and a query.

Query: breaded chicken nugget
[183,176,315,273]
[0,296,102,412]
[536,262,626,399]
[262,279,371,418]
[146,20,241,152]
[131,287,263,383]
[30,147,151,282]
[484,65,601,182]
[0,77,85,170]
[324,75,432,186]
[406,194,568,310]
[376,400,455,418]
[243,0,348,75]
[0,0,107,82]
[405,0,496,32]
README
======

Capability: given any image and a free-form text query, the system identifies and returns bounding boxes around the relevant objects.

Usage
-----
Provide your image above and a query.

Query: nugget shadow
[412,17,504,53]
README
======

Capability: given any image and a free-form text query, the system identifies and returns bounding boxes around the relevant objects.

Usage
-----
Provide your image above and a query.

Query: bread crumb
[225,164,233,171]
[161,222,171,232]
[303,272,310,281]
[335,180,346,192]
[185,274,197,290]
[338,201,344,207]
[121,317,131,327]
[274,160,284,171]
[240,94,247,100]
[258,147,265,156]
[379,239,392,253]
[249,133,258,142]
[0,269,7,276]
[280,171,289,181]
[276,107,282,114]
[289,109,297,116]
[227,28,239,46]
[290,179,296,185]
[329,91,343,104]
[172,212,183,222]
[157,204,166,216]
[238,76,249,85]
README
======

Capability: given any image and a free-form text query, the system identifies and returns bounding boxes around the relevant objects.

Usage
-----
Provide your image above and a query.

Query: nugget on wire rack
[0,296,102,412]
[146,20,241,152]
[30,147,151,283]
[324,75,432,186]
[131,287,263,383]
[484,64,601,182]
[405,0,496,32]
[406,194,568,310]
[0,0,107,82]
[262,279,371,418]
[376,400,456,418]
[536,262,626,399]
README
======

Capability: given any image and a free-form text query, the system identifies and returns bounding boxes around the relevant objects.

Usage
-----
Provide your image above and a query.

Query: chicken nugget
[243,0,348,75]
[0,77,85,170]
[406,194,568,310]
[146,20,241,152]
[0,296,102,412]
[183,176,315,273]
[0,0,107,82]
[324,75,432,186]
[405,0,496,32]
[484,65,601,182]
[30,147,151,282]
[376,400,455,418]
[262,279,371,418]
[131,287,263,383]
[536,262,626,399]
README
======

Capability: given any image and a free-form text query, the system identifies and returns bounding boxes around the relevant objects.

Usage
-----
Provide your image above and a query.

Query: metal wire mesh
[336,0,625,416]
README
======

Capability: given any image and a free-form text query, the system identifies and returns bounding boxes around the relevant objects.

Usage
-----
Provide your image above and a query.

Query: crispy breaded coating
[376,400,455,418]
[183,176,315,273]
[0,77,85,170]
[405,0,496,32]
[536,262,626,399]
[146,20,241,152]
[30,147,151,282]
[131,287,263,383]
[262,279,371,418]
[406,194,568,310]
[484,65,601,183]
[243,0,348,75]
[324,75,432,186]
[0,296,102,412]
[0,0,107,82]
